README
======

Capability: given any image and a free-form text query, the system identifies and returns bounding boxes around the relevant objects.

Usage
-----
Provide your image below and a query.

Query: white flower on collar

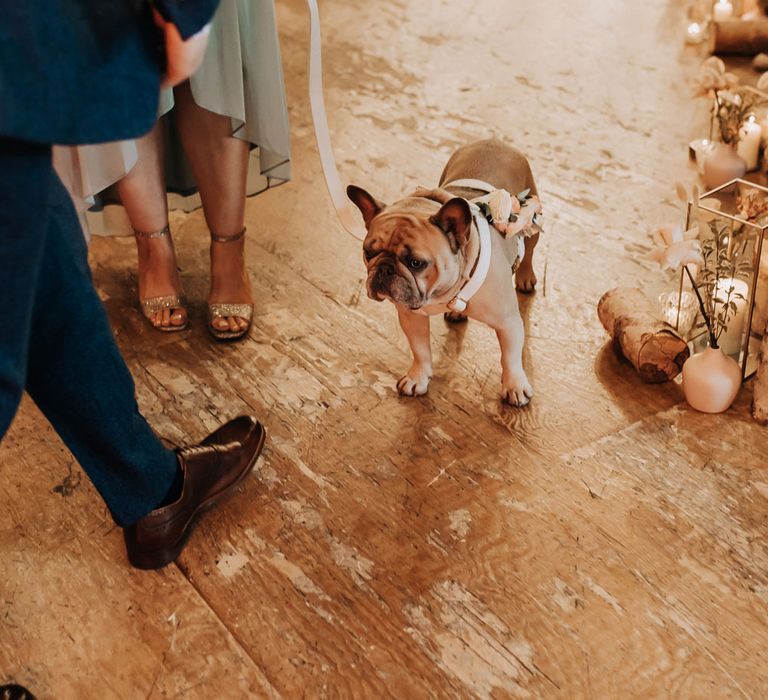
[485,189,516,225]
[478,188,521,226]
[476,188,541,237]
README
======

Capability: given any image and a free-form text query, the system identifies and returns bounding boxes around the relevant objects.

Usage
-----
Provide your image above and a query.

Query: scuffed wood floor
[2,0,767,697]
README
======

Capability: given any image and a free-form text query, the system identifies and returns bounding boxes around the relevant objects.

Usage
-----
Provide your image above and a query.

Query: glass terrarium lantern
[673,179,768,379]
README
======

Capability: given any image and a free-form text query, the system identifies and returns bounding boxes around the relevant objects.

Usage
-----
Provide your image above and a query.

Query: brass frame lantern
[676,178,768,379]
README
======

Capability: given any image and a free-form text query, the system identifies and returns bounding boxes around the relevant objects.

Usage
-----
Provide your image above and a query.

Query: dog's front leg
[395,305,432,396]
[493,312,533,407]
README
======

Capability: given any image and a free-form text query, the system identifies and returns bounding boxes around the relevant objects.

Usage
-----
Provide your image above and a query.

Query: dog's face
[347,186,473,310]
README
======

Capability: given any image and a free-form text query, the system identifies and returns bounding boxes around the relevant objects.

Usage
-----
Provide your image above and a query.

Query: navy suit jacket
[0,0,218,145]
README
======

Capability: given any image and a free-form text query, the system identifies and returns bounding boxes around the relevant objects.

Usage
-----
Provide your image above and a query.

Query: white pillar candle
[715,277,749,356]
[737,116,761,171]
[713,0,734,20]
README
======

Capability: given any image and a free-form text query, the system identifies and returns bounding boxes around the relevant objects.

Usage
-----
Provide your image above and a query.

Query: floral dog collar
[442,178,544,239]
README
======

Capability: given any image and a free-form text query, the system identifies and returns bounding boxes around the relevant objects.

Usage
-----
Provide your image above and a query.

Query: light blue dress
[55,0,291,230]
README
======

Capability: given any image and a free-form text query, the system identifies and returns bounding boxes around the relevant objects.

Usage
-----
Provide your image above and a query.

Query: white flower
[486,189,513,224]
[693,56,738,97]
[505,195,543,237]
[649,224,703,270]
[475,189,543,236]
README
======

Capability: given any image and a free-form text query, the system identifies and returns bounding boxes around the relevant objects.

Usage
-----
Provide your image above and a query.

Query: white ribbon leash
[306,0,367,241]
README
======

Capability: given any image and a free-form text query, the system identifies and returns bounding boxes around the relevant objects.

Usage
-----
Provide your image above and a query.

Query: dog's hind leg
[515,232,539,293]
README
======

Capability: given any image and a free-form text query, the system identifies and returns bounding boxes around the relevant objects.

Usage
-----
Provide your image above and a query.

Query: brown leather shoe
[124,415,266,570]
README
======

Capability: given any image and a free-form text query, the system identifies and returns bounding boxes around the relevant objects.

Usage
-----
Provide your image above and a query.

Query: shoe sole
[127,424,266,570]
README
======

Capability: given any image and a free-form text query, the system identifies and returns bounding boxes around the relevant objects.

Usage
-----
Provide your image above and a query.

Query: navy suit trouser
[0,137,177,526]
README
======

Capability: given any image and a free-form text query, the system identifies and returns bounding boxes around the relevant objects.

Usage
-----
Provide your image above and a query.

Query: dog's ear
[347,185,385,229]
[430,198,472,254]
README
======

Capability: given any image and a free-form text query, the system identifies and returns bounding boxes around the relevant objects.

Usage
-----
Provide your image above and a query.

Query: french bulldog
[347,138,541,406]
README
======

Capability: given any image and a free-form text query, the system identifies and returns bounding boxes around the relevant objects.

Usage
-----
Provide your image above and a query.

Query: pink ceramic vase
[681,347,741,413]
[702,143,746,190]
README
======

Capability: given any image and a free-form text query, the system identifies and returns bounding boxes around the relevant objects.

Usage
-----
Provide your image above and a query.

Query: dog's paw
[501,372,533,407]
[515,266,537,294]
[397,366,431,396]
[444,310,468,324]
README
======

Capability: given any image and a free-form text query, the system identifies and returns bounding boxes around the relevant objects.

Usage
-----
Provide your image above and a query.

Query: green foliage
[476,201,493,224]
[714,89,759,145]
[698,218,752,341]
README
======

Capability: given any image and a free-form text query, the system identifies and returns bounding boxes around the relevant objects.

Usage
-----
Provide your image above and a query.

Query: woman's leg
[116,122,187,329]
[173,81,252,334]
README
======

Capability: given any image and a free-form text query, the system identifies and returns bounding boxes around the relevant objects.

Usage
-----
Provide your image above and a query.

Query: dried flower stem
[684,264,718,348]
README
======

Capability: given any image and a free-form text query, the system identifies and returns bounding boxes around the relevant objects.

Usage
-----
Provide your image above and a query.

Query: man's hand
[153,9,211,88]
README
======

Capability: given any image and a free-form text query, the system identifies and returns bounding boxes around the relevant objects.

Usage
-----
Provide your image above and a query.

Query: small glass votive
[689,138,715,175]
[659,290,699,336]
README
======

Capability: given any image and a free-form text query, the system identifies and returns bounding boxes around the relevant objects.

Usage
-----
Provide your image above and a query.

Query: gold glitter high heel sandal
[134,225,189,333]
[208,227,253,341]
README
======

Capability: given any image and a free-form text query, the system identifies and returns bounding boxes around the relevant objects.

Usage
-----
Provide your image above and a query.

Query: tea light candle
[715,277,749,356]
[685,22,705,44]
[713,0,734,20]
[737,115,761,171]
[659,291,699,336]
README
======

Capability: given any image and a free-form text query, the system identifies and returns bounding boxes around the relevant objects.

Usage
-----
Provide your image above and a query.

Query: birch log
[713,19,768,55]
[598,287,690,383]
[752,323,768,422]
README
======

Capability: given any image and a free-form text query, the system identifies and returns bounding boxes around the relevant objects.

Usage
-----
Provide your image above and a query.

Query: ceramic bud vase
[681,346,741,413]
[702,143,747,190]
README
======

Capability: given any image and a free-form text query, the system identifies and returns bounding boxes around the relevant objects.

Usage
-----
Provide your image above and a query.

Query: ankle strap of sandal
[134,224,171,240]
[210,227,247,244]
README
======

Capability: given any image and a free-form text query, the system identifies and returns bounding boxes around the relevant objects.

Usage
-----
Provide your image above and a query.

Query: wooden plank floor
[2,0,768,697]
